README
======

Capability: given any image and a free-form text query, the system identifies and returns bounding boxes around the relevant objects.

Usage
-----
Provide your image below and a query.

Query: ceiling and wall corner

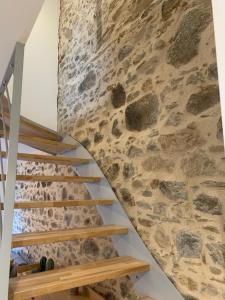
[0,0,44,83]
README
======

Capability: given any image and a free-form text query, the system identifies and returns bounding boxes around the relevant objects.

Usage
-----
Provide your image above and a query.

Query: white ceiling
[0,0,44,83]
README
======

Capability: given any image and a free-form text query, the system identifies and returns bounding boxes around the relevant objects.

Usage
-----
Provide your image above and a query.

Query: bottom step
[9,256,149,300]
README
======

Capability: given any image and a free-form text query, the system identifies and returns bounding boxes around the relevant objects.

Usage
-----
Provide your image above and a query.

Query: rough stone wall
[13,160,137,300]
[58,0,225,299]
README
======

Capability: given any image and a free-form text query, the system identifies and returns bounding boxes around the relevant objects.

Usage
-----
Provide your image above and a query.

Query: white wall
[20,0,59,130]
[212,1,225,143]
[0,0,44,83]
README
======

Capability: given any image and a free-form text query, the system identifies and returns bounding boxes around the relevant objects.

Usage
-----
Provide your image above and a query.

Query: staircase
[5,131,148,299]
[0,42,184,300]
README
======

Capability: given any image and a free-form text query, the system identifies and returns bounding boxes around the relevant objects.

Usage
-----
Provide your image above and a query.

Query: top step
[0,131,76,154]
[1,96,62,141]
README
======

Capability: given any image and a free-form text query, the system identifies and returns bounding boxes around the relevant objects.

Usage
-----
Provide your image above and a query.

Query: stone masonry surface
[57,0,225,299]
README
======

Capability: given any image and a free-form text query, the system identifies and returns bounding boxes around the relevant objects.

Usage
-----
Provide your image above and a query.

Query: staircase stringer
[63,135,184,300]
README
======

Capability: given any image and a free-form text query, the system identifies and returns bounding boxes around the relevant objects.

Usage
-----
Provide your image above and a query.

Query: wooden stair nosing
[12,225,128,248]
[0,130,76,154]
[0,151,90,165]
[0,199,113,209]
[34,287,105,300]
[9,256,150,300]
[17,263,40,274]
[0,174,101,183]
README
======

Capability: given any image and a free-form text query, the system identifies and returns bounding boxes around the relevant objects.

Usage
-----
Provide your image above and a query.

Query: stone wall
[58,0,225,299]
[14,160,137,300]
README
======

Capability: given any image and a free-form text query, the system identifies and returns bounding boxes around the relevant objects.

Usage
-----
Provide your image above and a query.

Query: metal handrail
[0,42,25,300]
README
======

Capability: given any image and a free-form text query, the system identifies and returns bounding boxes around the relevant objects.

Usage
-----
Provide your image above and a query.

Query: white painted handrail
[0,42,24,300]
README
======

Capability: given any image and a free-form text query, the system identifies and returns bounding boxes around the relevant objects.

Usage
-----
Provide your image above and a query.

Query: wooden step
[17,263,40,274]
[9,256,149,300]
[0,151,90,165]
[0,130,75,154]
[1,96,62,141]
[34,287,105,300]
[12,225,128,248]
[1,199,113,210]
[1,174,101,183]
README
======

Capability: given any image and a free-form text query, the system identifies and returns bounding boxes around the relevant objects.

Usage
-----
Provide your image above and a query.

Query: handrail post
[0,42,24,300]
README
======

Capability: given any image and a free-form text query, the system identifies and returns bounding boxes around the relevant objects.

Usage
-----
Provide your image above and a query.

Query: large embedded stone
[158,127,205,153]
[208,63,218,80]
[186,72,204,85]
[166,112,182,126]
[81,239,100,257]
[181,150,217,177]
[167,9,211,67]
[193,193,222,215]
[94,132,103,144]
[207,243,225,267]
[143,156,175,173]
[127,145,143,158]
[217,117,223,140]
[125,93,159,131]
[102,245,115,259]
[106,163,120,181]
[62,187,67,199]
[154,39,166,50]
[120,188,135,206]
[186,85,220,115]
[112,119,122,137]
[118,45,133,61]
[154,227,170,248]
[136,201,151,209]
[138,218,153,227]
[123,163,134,179]
[111,84,126,108]
[153,202,167,216]
[78,70,96,93]
[120,282,129,298]
[159,181,187,201]
[176,232,202,258]
[147,141,160,152]
[64,213,73,227]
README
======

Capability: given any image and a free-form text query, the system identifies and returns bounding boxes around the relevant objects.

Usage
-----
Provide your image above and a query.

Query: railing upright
[0,42,24,300]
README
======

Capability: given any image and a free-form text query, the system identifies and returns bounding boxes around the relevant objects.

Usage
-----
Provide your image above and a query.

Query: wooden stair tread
[9,256,149,299]
[34,287,105,300]
[1,199,113,209]
[1,174,101,183]
[1,96,62,141]
[0,131,75,154]
[12,225,128,248]
[0,151,90,165]
[17,263,40,274]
